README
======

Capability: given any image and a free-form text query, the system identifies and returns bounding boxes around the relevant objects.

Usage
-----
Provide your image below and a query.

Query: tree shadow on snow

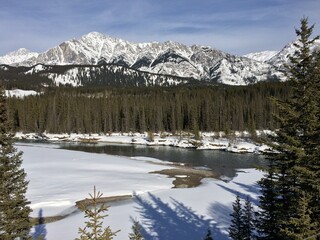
[232,181,261,196]
[206,182,262,239]
[207,201,233,240]
[133,193,228,240]
[216,183,260,205]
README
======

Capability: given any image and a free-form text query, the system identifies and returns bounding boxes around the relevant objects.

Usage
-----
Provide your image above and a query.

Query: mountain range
[0,32,319,86]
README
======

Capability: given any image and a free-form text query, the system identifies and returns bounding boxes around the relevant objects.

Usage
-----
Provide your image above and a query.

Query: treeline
[7,82,291,134]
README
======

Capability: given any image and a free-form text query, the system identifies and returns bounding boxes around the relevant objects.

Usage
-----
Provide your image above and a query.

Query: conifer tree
[299,37,320,228]
[257,17,320,239]
[242,196,254,240]
[128,220,143,240]
[280,193,318,240]
[77,186,119,240]
[256,170,281,239]
[230,195,255,240]
[32,208,47,240]
[0,87,31,239]
[229,195,243,240]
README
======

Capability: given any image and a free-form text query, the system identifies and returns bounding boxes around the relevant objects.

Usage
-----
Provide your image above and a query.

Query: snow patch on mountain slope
[211,56,284,85]
[47,68,82,87]
[40,65,189,87]
[25,64,48,74]
[244,51,278,62]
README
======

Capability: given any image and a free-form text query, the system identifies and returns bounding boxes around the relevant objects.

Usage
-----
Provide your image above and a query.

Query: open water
[60,142,267,179]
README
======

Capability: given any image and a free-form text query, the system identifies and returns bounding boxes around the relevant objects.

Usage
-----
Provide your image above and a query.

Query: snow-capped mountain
[211,54,283,85]
[0,32,285,85]
[244,39,320,69]
[0,48,39,65]
[17,31,228,81]
[267,39,320,68]
[244,51,278,62]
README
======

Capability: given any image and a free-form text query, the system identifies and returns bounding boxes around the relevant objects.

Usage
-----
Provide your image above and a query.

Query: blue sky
[0,0,319,55]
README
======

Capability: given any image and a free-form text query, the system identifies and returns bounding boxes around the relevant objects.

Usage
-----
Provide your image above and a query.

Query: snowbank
[15,131,273,154]
[5,89,39,98]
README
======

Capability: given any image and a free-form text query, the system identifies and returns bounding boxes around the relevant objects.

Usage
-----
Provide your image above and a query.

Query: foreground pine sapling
[229,195,255,240]
[241,196,254,240]
[128,220,144,240]
[77,186,119,240]
[229,195,243,240]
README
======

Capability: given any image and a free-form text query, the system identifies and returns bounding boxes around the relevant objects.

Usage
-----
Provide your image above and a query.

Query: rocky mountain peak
[0,32,289,85]
[0,48,39,65]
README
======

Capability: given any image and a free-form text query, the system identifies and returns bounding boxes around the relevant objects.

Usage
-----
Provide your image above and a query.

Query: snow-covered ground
[18,143,264,240]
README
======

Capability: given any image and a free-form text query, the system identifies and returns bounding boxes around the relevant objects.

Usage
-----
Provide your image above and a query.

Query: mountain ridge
[0,32,297,86]
[0,48,39,65]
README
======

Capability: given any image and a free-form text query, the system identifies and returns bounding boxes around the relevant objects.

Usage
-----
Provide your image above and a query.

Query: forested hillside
[0,63,201,89]
[7,82,291,134]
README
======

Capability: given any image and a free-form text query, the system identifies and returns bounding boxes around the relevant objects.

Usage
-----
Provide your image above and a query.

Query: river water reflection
[60,142,267,179]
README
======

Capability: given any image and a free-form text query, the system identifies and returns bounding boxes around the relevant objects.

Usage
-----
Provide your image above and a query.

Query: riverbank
[31,163,217,225]
[15,130,273,154]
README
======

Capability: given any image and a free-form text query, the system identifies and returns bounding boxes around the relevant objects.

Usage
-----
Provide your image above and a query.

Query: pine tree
[256,169,282,239]
[242,196,254,240]
[229,195,243,240]
[0,87,31,239]
[77,186,119,240]
[230,195,255,240]
[257,17,320,239]
[280,193,318,240]
[128,220,143,240]
[32,209,47,240]
[298,35,320,228]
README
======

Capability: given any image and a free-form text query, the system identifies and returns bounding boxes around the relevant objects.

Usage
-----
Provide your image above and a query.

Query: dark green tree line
[7,82,290,134]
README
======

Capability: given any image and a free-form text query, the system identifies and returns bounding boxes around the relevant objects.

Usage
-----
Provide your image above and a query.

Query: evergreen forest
[7,81,291,134]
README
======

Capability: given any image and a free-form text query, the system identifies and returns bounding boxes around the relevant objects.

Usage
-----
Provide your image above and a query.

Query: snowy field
[18,143,264,240]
